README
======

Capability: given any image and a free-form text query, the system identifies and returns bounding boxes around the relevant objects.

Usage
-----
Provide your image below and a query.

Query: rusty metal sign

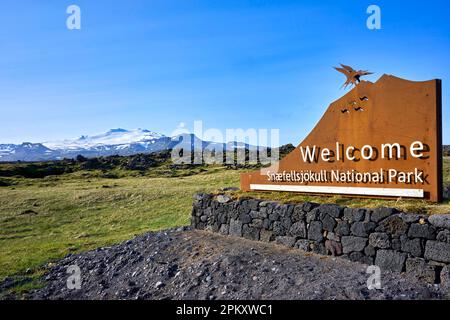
[241,71,443,202]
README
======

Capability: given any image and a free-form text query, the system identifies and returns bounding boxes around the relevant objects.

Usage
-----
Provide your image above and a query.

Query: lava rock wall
[192,194,450,284]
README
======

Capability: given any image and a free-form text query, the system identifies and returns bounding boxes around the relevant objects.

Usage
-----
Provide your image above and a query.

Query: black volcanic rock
[19,228,447,300]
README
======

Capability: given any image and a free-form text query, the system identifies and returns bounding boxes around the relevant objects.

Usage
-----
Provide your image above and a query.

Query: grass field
[0,158,449,295]
[0,167,240,292]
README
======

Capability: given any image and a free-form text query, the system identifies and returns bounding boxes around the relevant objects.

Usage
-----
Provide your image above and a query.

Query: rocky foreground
[26,228,449,300]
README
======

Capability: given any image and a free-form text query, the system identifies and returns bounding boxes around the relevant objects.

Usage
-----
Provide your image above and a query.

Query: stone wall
[192,193,450,284]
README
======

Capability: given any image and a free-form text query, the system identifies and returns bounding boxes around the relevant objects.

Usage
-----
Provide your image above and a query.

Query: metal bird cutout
[334,64,373,89]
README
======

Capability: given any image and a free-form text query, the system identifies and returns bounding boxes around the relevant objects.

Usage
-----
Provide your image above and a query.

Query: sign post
[241,70,443,202]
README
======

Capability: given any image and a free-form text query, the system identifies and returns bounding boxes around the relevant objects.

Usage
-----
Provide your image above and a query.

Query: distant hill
[0,144,296,179]
[0,128,259,162]
[444,145,450,157]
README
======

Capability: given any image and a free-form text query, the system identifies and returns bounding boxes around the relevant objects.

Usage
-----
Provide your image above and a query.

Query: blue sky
[0,0,449,145]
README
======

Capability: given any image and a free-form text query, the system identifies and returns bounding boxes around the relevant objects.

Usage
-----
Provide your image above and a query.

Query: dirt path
[27,227,448,300]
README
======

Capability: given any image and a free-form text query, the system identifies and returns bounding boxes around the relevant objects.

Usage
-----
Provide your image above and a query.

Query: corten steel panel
[240,75,443,202]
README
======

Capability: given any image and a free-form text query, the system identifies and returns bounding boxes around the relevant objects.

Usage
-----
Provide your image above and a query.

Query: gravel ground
[22,228,450,300]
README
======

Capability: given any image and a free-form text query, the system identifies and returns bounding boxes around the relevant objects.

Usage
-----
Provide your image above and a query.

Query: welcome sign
[241,73,443,202]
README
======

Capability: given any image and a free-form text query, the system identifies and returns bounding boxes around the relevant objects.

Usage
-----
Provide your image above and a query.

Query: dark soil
[24,228,449,300]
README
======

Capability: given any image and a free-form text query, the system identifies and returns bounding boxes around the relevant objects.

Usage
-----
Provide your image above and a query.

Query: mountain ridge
[0,128,257,162]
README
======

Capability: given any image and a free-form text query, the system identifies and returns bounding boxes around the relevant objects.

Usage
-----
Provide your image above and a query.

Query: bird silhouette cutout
[334,64,373,89]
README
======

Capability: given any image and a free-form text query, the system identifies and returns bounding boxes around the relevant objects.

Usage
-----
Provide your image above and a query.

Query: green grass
[0,167,240,286]
[444,157,450,188]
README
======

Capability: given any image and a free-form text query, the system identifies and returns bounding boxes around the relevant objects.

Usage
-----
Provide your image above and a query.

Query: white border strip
[249,184,424,198]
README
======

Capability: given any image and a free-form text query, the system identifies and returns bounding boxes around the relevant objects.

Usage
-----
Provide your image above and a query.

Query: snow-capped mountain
[43,128,164,151]
[0,128,258,162]
[0,143,55,162]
